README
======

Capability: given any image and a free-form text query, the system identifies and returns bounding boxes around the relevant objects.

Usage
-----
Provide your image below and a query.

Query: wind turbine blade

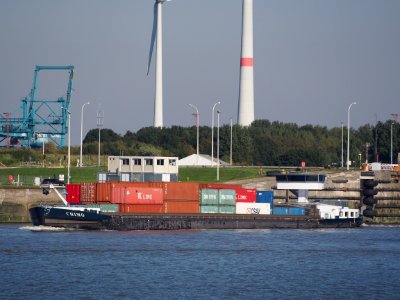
[147,2,158,76]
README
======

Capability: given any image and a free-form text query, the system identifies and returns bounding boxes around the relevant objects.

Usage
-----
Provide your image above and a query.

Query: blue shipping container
[273,207,289,215]
[288,207,305,216]
[256,191,274,209]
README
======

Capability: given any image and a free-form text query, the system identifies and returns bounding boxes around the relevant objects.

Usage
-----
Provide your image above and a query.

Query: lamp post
[79,102,90,167]
[62,107,71,184]
[211,101,220,167]
[97,107,104,167]
[341,122,344,168]
[347,102,356,170]
[230,118,233,166]
[217,110,220,181]
[189,104,199,166]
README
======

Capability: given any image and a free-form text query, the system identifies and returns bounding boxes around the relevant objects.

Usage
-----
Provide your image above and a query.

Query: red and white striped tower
[237,0,254,126]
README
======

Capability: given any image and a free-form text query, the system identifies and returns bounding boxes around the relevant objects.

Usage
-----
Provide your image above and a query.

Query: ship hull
[29,206,112,230]
[29,207,363,231]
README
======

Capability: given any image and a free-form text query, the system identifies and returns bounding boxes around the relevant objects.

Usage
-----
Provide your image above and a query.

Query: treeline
[82,119,399,167]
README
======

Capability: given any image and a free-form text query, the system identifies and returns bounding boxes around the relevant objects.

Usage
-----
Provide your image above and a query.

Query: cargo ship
[28,179,363,230]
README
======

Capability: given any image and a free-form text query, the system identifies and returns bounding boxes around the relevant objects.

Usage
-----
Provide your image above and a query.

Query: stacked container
[236,202,271,215]
[162,182,199,214]
[80,183,96,204]
[235,188,256,203]
[256,191,274,209]
[200,189,236,214]
[66,184,80,204]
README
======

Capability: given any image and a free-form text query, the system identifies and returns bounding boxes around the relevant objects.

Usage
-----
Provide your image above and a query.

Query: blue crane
[0,65,74,148]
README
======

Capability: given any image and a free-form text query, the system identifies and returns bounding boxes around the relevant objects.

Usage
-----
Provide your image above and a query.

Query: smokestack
[237,0,254,126]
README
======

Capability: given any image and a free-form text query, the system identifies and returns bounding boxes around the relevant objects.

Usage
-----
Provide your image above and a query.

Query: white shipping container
[236,203,271,215]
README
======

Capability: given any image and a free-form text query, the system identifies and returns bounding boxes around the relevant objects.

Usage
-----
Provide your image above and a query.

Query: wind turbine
[147,0,170,128]
[237,0,254,126]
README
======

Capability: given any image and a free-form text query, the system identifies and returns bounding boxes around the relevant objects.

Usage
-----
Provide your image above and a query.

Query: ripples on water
[0,224,399,299]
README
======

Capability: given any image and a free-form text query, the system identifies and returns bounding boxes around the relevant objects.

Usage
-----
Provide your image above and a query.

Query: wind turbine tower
[148,0,169,128]
[237,0,255,126]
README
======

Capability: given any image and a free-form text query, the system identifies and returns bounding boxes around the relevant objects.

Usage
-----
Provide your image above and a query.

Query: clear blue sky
[1,0,399,145]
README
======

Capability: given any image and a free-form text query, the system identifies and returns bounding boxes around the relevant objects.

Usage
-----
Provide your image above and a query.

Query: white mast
[237,0,254,126]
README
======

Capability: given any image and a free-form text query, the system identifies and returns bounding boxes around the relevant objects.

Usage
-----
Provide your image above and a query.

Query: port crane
[0,66,74,148]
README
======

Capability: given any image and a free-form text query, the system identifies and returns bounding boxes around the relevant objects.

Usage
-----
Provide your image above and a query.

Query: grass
[0,166,267,187]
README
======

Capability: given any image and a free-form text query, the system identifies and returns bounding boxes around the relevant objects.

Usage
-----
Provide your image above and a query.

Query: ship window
[345,212,348,217]
[169,159,176,166]
[350,212,354,217]
[145,159,153,166]
[157,159,164,166]
[133,159,141,166]
[122,159,129,165]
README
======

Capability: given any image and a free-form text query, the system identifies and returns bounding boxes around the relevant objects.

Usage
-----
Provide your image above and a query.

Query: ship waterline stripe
[240,57,254,67]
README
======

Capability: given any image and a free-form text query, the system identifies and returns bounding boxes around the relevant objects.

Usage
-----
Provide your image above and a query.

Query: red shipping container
[119,204,163,213]
[163,200,199,213]
[80,183,96,203]
[125,187,163,204]
[66,184,80,204]
[235,188,256,203]
[162,182,200,201]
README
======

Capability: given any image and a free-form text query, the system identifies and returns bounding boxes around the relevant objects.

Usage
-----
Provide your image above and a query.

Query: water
[1,225,399,299]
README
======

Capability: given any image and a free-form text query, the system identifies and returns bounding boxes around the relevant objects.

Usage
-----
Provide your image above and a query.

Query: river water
[0,224,399,299]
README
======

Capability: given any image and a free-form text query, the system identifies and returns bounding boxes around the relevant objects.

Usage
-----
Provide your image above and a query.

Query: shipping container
[218,205,236,214]
[162,182,200,201]
[66,184,80,204]
[85,204,119,213]
[200,189,219,205]
[119,204,163,213]
[124,187,163,204]
[111,186,126,204]
[96,182,112,202]
[236,202,271,215]
[273,207,289,215]
[256,191,274,209]
[288,207,305,216]
[218,189,236,205]
[80,183,96,203]
[200,205,219,214]
[163,200,199,213]
[235,188,256,203]
[200,183,242,190]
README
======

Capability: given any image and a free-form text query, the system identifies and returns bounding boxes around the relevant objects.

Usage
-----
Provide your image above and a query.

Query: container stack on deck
[64,182,289,216]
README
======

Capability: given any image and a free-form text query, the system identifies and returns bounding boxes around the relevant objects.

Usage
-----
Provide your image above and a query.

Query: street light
[341,122,344,168]
[62,107,71,184]
[211,101,221,167]
[230,118,233,166]
[97,107,104,167]
[189,104,199,166]
[217,110,220,181]
[347,102,356,170]
[79,102,90,167]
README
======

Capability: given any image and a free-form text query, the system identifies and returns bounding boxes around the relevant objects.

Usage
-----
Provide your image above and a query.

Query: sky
[0,0,399,146]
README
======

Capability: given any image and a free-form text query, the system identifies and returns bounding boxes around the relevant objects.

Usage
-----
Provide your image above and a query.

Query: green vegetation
[179,167,265,183]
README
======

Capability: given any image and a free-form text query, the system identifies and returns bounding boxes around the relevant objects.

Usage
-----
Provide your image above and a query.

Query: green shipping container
[218,189,236,206]
[86,204,119,213]
[218,205,236,214]
[200,205,219,214]
[200,189,219,205]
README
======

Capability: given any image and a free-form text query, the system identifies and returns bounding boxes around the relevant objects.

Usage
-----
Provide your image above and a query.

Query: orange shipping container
[125,187,163,204]
[96,182,112,202]
[119,204,163,213]
[162,182,200,201]
[163,199,199,213]
[111,186,126,204]
[80,183,96,203]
